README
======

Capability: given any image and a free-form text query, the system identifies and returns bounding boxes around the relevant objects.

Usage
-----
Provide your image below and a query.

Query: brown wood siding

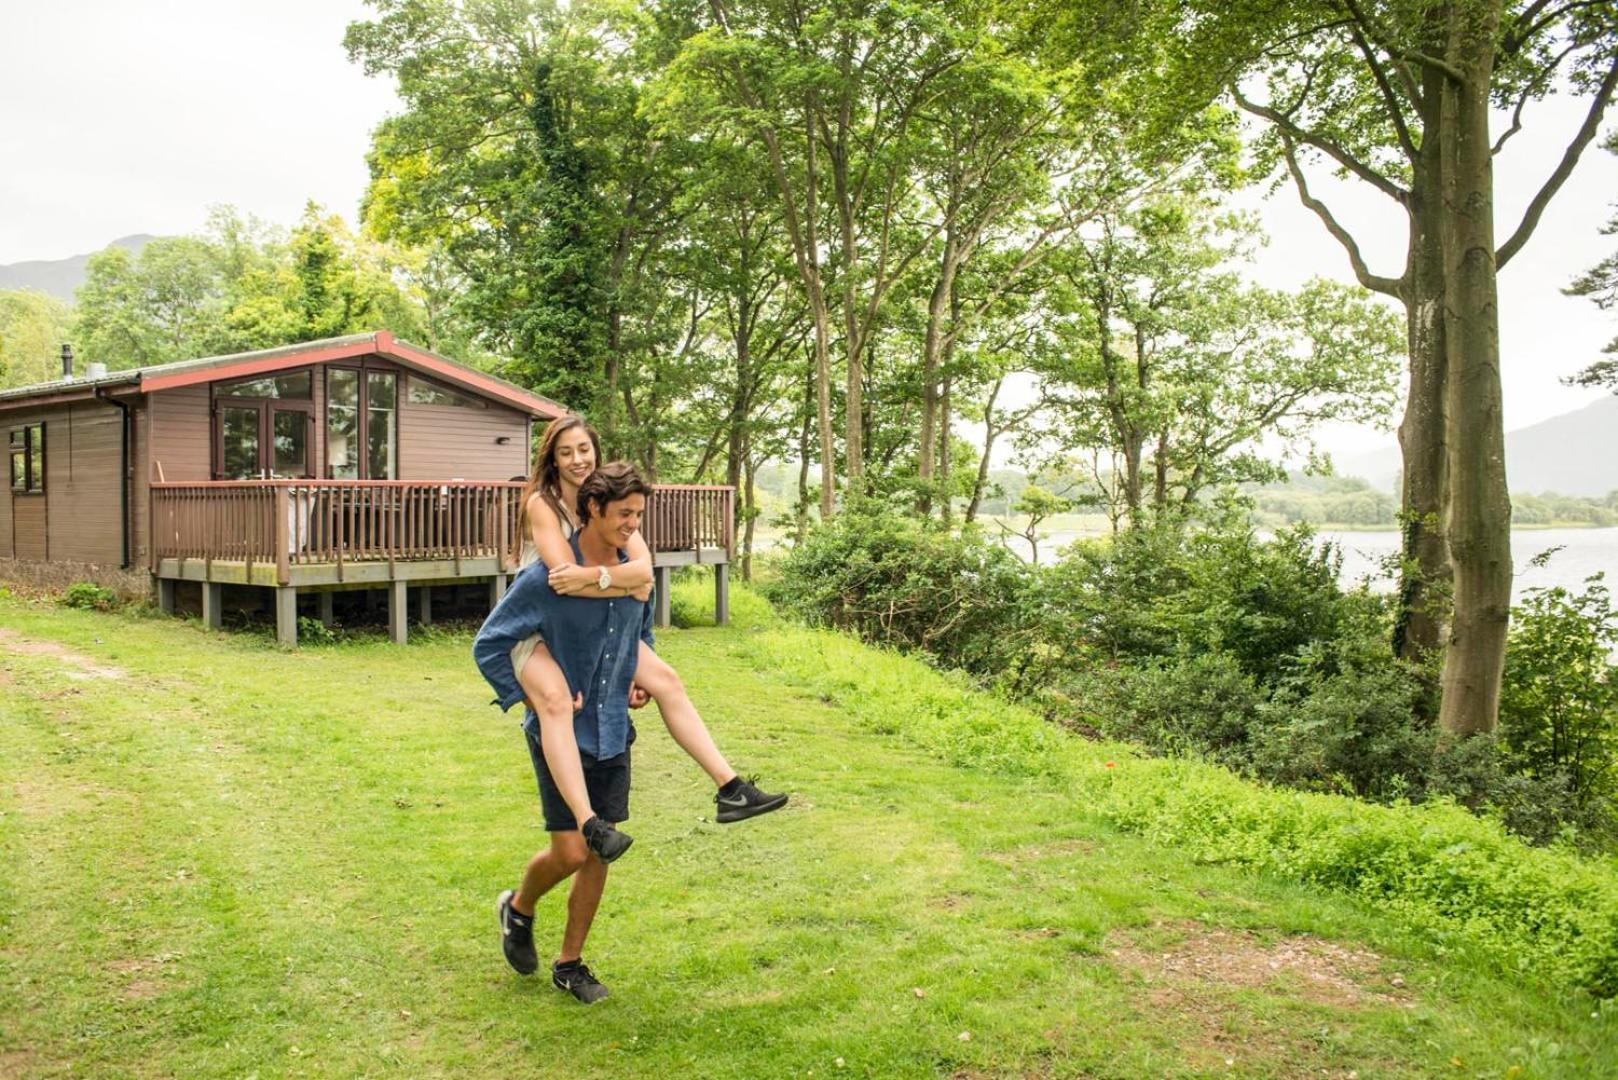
[4,402,128,566]
[147,384,212,482]
[0,443,11,558]
[44,402,125,564]
[13,496,46,560]
[397,386,531,481]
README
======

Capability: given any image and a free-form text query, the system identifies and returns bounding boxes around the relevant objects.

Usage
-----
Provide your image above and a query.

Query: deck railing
[150,480,734,584]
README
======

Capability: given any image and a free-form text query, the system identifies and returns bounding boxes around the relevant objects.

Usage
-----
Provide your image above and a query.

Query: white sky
[2,0,1615,462]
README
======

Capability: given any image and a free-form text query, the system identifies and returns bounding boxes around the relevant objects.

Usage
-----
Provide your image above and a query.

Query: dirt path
[0,627,126,679]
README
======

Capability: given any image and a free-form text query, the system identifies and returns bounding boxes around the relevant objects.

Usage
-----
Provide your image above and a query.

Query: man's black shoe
[496,889,538,975]
[552,959,610,1004]
[715,776,789,824]
[581,816,633,863]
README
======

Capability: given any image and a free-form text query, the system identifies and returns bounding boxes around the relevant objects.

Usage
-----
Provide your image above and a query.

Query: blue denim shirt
[471,536,655,759]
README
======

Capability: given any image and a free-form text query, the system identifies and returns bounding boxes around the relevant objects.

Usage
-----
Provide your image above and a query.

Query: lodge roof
[0,331,567,418]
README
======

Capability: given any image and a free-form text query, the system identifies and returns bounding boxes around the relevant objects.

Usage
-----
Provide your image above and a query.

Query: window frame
[9,422,45,494]
[209,368,316,480]
[324,360,402,480]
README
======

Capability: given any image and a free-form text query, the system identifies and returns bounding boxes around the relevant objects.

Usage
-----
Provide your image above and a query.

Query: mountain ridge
[0,235,159,300]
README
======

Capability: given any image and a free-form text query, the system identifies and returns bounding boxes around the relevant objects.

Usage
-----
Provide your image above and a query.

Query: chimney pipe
[61,343,74,380]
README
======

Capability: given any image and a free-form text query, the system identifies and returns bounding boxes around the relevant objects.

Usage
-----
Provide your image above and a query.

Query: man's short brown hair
[576,461,651,523]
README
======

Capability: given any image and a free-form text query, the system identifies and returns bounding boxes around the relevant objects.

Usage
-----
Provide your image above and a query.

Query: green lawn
[2,592,1615,1078]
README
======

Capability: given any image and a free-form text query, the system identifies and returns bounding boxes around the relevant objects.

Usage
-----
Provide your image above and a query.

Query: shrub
[1066,650,1263,764]
[61,582,117,611]
[296,616,341,645]
[1498,574,1618,849]
[765,499,1034,676]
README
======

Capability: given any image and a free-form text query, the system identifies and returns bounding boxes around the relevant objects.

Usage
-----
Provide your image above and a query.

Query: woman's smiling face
[554,427,597,488]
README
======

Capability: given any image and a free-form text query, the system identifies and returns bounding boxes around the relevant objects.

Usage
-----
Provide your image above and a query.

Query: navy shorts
[524,724,633,832]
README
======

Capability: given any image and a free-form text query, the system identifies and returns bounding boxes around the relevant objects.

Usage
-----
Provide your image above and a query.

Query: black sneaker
[496,889,538,975]
[552,959,610,1004]
[715,776,789,823]
[581,816,633,863]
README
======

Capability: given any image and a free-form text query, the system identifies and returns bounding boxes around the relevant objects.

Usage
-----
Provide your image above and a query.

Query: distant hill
[0,235,158,301]
[1340,394,1618,498]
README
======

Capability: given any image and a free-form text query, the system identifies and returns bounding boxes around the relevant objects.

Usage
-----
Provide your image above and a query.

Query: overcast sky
[3,0,1615,461]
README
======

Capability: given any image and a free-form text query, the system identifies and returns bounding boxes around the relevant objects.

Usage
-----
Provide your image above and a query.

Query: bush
[1498,574,1618,850]
[60,582,117,611]
[765,499,1034,676]
[1067,650,1263,764]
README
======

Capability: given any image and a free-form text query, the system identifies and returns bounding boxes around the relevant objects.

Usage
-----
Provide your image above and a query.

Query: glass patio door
[219,404,312,479]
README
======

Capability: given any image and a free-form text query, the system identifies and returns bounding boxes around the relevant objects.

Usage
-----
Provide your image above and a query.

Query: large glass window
[9,423,44,493]
[327,368,359,478]
[273,409,308,476]
[325,366,397,480]
[367,371,397,481]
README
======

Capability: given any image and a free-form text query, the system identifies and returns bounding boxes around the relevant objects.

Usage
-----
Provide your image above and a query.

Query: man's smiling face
[587,493,646,549]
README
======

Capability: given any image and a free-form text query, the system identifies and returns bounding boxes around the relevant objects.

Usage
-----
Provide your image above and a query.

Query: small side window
[9,423,44,493]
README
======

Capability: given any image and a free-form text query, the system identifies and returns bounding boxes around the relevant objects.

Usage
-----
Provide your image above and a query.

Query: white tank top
[519,505,576,568]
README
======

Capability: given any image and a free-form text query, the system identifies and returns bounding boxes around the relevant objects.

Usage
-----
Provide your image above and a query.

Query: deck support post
[489,573,507,608]
[274,587,298,647]
[714,563,730,627]
[390,579,409,645]
[202,582,223,629]
[156,577,176,615]
[654,565,673,628]
[317,591,334,627]
[418,586,433,626]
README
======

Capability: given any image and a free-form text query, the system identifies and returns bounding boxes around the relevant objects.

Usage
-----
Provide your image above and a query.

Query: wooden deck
[149,480,734,644]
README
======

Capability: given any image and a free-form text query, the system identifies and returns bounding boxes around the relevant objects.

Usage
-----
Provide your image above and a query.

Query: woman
[513,416,787,861]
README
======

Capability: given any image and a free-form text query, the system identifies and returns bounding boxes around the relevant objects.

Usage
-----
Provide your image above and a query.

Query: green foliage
[65,206,436,372]
[294,615,343,646]
[764,500,1035,676]
[59,582,117,612]
[1499,574,1618,849]
[0,289,75,388]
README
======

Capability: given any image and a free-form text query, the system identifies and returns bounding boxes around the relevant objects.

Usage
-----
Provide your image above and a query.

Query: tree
[1155,0,1618,736]
[350,0,688,441]
[0,290,74,388]
[1032,197,1402,525]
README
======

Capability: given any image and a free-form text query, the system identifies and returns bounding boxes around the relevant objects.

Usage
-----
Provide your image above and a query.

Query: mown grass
[1,585,1616,1078]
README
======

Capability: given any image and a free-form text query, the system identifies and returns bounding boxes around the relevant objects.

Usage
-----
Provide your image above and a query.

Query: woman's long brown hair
[514,416,603,561]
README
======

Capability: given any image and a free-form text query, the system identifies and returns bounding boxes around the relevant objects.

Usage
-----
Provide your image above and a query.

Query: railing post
[275,485,290,586]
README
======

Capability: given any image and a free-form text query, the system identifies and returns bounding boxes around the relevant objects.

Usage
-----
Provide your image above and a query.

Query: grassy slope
[1,593,1615,1079]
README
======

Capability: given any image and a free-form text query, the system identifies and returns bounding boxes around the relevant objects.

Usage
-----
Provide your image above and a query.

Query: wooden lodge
[0,332,734,644]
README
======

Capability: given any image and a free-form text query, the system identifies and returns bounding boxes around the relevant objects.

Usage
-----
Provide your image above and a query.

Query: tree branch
[1348,25,1419,157]
[1278,133,1406,297]
[1498,54,1618,269]
[1232,86,1410,204]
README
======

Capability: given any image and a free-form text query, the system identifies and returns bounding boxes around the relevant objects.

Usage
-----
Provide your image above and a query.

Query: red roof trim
[134,331,564,418]
[379,339,566,418]
[139,339,379,393]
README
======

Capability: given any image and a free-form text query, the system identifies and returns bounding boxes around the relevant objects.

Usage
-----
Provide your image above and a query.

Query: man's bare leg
[512,830,588,917]
[558,855,608,963]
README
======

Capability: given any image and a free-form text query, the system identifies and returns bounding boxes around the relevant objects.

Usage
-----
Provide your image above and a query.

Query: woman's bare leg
[518,644,596,827]
[633,643,735,787]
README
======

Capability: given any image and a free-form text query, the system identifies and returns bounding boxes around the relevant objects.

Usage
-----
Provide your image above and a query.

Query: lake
[1016,526,1618,603]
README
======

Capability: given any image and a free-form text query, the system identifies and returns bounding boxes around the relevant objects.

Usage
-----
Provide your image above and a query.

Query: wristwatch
[597,565,612,590]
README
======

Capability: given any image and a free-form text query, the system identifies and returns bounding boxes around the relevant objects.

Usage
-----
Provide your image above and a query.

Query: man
[471,462,659,1004]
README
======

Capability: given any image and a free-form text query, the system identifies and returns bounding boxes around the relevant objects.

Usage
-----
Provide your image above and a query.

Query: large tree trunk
[1436,27,1512,736]
[1394,203,1452,669]
[1392,60,1453,673]
[965,376,1004,524]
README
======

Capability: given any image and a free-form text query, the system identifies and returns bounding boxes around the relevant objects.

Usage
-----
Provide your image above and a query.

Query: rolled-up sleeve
[472,568,549,712]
